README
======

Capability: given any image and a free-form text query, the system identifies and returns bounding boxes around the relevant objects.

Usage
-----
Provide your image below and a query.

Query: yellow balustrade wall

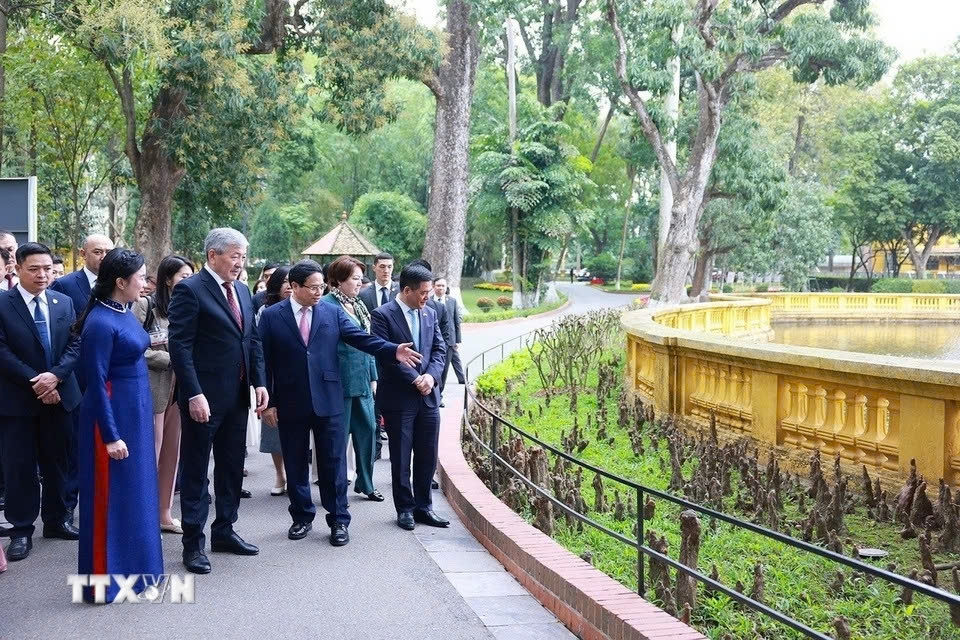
[623,294,960,485]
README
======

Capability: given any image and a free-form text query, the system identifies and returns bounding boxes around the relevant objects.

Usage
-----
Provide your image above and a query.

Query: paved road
[0,283,627,640]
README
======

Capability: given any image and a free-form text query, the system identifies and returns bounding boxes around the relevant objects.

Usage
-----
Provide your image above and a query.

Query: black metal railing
[461,330,960,640]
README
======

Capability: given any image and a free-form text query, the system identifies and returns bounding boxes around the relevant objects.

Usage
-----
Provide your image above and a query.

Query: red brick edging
[437,398,705,640]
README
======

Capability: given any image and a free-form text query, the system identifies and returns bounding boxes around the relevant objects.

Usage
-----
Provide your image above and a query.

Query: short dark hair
[373,252,393,265]
[288,259,324,287]
[408,258,432,272]
[399,264,434,291]
[15,242,52,264]
[52,256,64,265]
[261,262,281,276]
[326,255,365,288]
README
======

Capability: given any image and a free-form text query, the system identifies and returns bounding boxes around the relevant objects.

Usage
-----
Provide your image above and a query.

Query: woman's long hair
[72,248,145,335]
[154,255,194,319]
[263,265,291,308]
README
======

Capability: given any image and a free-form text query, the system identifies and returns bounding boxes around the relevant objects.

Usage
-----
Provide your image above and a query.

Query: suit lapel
[419,308,430,355]
[78,271,91,298]
[389,301,415,344]
[281,300,303,346]
[308,303,323,345]
[200,269,241,335]
[9,289,43,347]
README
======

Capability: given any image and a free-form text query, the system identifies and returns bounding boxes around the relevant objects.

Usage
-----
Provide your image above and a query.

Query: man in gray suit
[433,277,465,393]
[359,252,399,311]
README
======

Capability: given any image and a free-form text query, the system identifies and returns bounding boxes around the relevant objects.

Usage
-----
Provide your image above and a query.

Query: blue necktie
[380,287,388,306]
[408,309,420,351]
[33,297,53,368]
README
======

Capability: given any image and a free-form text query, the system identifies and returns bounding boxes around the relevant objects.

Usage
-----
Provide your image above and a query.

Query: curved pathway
[0,283,627,640]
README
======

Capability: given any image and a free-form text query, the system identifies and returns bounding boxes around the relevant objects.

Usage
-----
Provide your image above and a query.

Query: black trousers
[63,408,80,517]
[0,406,71,537]
[179,383,248,553]
[278,413,349,528]
[383,403,440,514]
[439,345,466,393]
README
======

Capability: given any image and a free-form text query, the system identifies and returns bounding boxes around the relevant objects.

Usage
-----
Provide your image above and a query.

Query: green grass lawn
[470,345,960,640]
[458,281,566,322]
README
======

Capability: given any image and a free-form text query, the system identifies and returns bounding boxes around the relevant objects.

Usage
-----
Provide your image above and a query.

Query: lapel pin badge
[53,298,59,304]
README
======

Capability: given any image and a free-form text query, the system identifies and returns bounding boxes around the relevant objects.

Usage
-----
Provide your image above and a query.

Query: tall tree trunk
[615,165,637,290]
[656,24,683,269]
[511,207,521,308]
[690,250,714,298]
[421,0,479,298]
[591,106,615,164]
[788,110,806,178]
[902,226,941,281]
[555,231,572,273]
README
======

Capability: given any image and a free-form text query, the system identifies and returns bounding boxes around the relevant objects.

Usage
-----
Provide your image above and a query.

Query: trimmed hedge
[476,282,513,292]
[811,275,873,292]
[871,278,914,293]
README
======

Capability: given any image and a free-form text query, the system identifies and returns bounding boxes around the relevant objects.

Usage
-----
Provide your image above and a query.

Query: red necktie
[222,282,243,330]
[4,274,12,290]
[299,307,310,345]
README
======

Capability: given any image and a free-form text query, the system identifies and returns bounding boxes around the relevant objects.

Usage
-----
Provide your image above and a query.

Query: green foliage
[870,279,914,294]
[811,275,872,293]
[586,252,618,279]
[350,191,426,265]
[473,337,960,639]
[755,283,769,293]
[475,282,513,292]
[249,207,292,262]
[476,297,495,312]
[912,280,948,294]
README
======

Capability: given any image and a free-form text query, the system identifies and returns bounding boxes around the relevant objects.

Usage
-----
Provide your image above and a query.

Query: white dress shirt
[16,284,48,314]
[289,297,312,334]
[82,266,98,289]
[395,296,419,339]
[204,264,238,304]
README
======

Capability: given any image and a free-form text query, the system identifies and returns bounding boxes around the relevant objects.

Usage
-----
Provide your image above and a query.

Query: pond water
[771,321,960,361]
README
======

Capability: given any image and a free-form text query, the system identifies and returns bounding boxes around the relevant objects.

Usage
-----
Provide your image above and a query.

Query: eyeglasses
[298,284,324,293]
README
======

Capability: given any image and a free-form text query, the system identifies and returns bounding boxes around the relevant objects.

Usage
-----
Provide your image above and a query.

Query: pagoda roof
[301,214,380,257]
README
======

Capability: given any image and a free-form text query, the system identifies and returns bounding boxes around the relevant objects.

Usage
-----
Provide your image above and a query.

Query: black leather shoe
[397,511,415,531]
[6,536,32,561]
[330,523,349,547]
[240,489,252,499]
[440,401,446,408]
[211,532,259,555]
[354,487,385,502]
[288,522,312,540]
[413,509,450,528]
[43,522,80,540]
[183,550,211,574]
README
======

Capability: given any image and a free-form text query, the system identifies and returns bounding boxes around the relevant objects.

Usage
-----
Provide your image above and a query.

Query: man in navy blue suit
[0,243,82,561]
[371,263,449,531]
[50,233,113,521]
[259,260,422,546]
[168,228,268,575]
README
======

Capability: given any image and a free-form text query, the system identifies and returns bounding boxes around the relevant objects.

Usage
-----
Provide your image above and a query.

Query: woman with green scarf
[321,256,384,502]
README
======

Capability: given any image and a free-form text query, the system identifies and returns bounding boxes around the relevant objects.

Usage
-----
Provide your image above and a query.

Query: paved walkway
[0,283,627,639]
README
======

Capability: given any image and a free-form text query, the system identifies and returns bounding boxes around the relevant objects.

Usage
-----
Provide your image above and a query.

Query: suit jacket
[426,298,452,349]
[370,300,446,411]
[50,269,92,317]
[359,280,399,311]
[435,296,461,345]
[0,287,81,416]
[259,298,398,422]
[167,268,265,414]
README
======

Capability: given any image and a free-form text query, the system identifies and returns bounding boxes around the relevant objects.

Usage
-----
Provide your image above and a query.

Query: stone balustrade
[623,294,960,485]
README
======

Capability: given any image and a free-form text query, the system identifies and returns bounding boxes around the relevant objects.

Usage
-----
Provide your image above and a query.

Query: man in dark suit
[50,233,114,521]
[168,228,268,575]
[251,262,280,313]
[371,264,450,531]
[358,252,399,311]
[258,260,421,546]
[433,277,465,390]
[0,243,82,561]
